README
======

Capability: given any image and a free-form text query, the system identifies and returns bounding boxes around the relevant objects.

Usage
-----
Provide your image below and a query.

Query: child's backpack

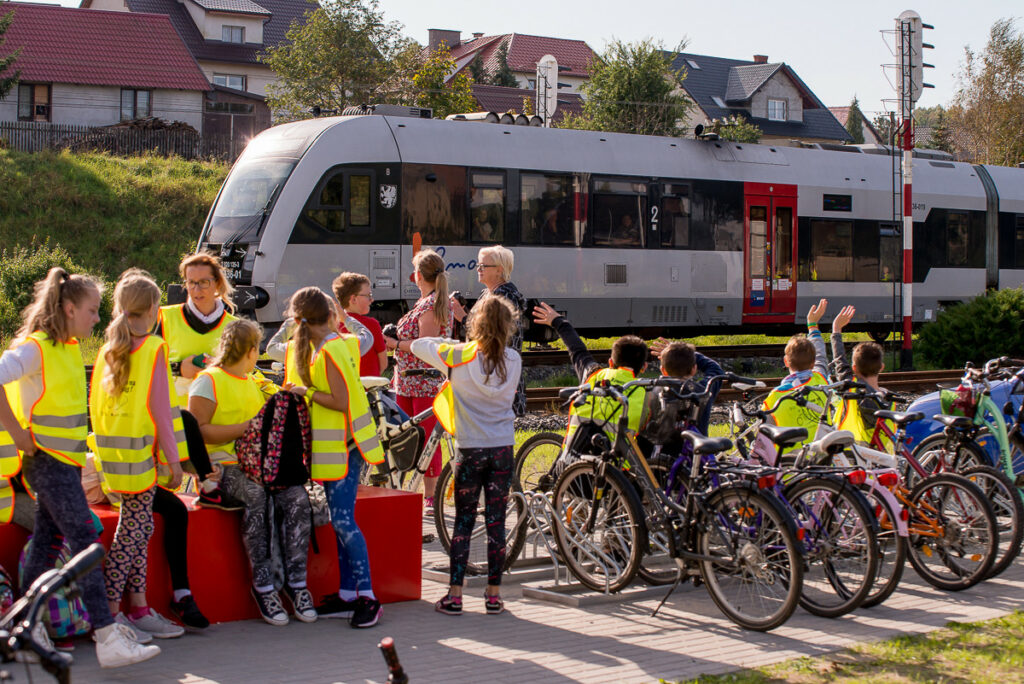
[236,390,312,491]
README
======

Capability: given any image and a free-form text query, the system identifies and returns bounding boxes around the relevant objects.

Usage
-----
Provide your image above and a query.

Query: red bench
[0,485,421,624]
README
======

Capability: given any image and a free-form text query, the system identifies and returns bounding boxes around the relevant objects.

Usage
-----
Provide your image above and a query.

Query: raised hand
[832,305,856,333]
[807,298,828,325]
[532,302,561,327]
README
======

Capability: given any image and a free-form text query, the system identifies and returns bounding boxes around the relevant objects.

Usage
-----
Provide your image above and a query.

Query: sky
[46,0,1021,117]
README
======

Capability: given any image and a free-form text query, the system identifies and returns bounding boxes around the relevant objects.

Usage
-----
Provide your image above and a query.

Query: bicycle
[1,543,106,684]
[550,377,804,631]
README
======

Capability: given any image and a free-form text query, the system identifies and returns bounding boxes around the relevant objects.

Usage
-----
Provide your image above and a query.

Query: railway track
[522,343,787,367]
[525,368,963,412]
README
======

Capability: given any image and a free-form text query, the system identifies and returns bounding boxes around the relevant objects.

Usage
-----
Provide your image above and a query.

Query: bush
[0,241,113,341]
[917,288,1024,368]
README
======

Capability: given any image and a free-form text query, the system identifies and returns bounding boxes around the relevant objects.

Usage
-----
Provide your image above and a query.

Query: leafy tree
[490,41,519,88]
[412,43,477,119]
[845,97,865,144]
[260,0,413,120]
[913,104,944,128]
[918,288,1024,367]
[0,9,21,101]
[710,114,762,143]
[468,53,487,84]
[559,39,690,137]
[949,17,1024,165]
[521,96,534,116]
[873,113,897,145]
[922,109,955,154]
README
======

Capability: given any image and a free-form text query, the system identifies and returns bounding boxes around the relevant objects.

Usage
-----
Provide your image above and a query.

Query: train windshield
[204,158,296,243]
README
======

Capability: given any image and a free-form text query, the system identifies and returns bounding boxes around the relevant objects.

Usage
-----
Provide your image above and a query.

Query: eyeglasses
[356,292,374,300]
[185,278,216,291]
[476,264,498,271]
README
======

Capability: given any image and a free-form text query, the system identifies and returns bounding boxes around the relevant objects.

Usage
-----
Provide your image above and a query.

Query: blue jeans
[324,450,372,593]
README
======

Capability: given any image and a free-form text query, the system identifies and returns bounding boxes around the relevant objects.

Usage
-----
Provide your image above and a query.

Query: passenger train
[194,107,1024,339]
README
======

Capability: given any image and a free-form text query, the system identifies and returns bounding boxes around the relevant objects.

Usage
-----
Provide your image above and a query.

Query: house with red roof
[0,2,211,130]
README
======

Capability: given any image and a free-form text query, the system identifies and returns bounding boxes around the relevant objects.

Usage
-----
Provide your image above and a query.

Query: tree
[0,9,21,101]
[468,53,487,84]
[873,113,897,145]
[926,109,955,154]
[559,39,691,137]
[490,41,519,88]
[710,114,762,143]
[913,104,944,128]
[412,44,477,119]
[845,96,865,144]
[949,18,1024,165]
[260,0,413,120]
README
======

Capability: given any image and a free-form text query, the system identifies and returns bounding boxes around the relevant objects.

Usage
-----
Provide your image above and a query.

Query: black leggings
[152,487,190,592]
[181,410,215,481]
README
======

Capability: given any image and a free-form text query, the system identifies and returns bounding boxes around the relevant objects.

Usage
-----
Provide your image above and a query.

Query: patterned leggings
[104,488,156,602]
[324,453,372,593]
[449,446,513,587]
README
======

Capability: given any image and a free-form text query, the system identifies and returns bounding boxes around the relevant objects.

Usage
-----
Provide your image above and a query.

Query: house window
[222,25,244,43]
[527,79,536,89]
[18,84,51,122]
[711,96,726,108]
[213,73,247,91]
[120,89,152,121]
[767,98,787,121]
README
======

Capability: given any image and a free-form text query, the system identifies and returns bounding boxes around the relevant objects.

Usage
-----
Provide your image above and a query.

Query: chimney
[753,54,769,64]
[472,32,484,40]
[428,29,461,52]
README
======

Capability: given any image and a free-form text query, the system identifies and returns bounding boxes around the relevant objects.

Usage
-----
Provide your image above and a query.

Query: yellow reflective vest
[198,366,266,464]
[89,336,187,493]
[0,424,17,479]
[0,477,13,524]
[159,304,236,405]
[309,335,384,480]
[763,371,829,453]
[565,366,645,448]
[431,341,479,436]
[834,391,895,451]
[4,332,88,468]
[284,339,307,389]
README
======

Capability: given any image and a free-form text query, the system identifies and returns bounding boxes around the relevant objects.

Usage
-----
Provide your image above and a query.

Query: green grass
[533,333,879,352]
[676,611,1024,683]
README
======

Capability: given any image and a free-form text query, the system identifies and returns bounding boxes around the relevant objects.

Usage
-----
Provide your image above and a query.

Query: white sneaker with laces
[113,612,153,644]
[128,609,185,639]
[14,621,59,664]
[95,622,161,669]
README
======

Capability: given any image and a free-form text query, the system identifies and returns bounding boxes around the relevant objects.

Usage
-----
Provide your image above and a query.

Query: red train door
[743,183,798,323]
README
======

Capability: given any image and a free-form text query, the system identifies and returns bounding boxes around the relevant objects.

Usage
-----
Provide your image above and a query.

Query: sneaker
[284,586,317,623]
[94,622,161,669]
[197,487,245,511]
[128,609,185,639]
[350,596,382,628]
[434,594,462,616]
[424,496,435,516]
[316,594,357,619]
[484,594,505,615]
[169,594,210,630]
[251,587,288,626]
[113,612,153,644]
[15,621,57,664]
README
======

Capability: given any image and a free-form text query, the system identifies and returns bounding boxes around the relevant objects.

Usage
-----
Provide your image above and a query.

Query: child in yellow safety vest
[0,266,159,668]
[90,269,186,643]
[281,287,385,628]
[829,305,895,449]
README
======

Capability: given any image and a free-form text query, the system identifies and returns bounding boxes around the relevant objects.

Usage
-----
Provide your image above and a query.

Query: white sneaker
[113,612,153,644]
[128,608,185,639]
[94,622,161,668]
[14,621,59,664]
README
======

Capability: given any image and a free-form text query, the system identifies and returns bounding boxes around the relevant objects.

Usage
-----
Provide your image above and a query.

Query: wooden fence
[0,122,237,160]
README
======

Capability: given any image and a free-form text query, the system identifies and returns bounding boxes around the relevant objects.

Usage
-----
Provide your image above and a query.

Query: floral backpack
[236,390,312,491]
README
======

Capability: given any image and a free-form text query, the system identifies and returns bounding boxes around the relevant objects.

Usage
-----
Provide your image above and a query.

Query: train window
[823,194,852,212]
[806,220,853,280]
[879,231,901,282]
[691,181,744,251]
[349,175,371,227]
[521,173,574,245]
[946,212,970,266]
[591,179,646,248]
[1016,216,1024,268]
[660,194,691,248]
[306,172,346,233]
[469,171,505,243]
[402,163,466,245]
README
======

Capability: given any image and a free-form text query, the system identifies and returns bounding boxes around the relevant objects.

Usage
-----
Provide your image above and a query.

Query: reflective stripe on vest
[201,366,267,464]
[564,366,644,446]
[309,336,384,481]
[0,429,17,478]
[89,336,173,493]
[159,304,236,405]
[13,333,89,467]
[431,342,479,436]
[762,371,829,453]
[0,477,12,524]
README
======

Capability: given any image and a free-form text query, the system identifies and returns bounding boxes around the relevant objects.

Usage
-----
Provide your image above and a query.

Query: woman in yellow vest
[407,296,521,616]
[156,252,242,511]
[90,269,185,642]
[282,287,385,628]
[0,267,159,668]
[188,319,317,627]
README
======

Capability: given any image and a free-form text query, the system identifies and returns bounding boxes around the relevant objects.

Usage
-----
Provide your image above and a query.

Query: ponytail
[102,312,134,396]
[467,296,515,384]
[102,269,160,396]
[284,287,334,387]
[412,249,450,328]
[432,270,450,328]
[16,266,101,346]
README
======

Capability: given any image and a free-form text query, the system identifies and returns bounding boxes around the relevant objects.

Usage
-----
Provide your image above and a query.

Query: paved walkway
[17,552,1024,684]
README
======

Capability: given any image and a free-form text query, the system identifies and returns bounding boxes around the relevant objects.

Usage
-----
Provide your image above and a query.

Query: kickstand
[651,569,684,618]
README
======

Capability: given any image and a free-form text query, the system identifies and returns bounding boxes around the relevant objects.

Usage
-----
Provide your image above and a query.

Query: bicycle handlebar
[399,368,444,379]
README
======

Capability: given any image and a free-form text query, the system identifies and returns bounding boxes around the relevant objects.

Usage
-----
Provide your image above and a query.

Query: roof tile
[189,0,271,16]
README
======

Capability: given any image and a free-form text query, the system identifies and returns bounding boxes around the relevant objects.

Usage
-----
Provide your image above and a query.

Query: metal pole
[899,18,915,369]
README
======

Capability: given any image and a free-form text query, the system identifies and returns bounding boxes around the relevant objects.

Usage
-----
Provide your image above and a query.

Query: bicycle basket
[940,386,977,418]
[386,424,424,472]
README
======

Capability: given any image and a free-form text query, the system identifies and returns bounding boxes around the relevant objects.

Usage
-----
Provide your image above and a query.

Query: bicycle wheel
[632,458,677,586]
[909,434,992,487]
[433,461,524,575]
[513,431,565,492]
[550,459,646,593]
[858,485,906,608]
[784,477,878,618]
[697,484,803,631]
[960,464,1024,578]
[905,473,997,591]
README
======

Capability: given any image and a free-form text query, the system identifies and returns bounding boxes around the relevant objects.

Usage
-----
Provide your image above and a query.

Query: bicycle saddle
[757,424,808,447]
[812,430,855,456]
[933,414,973,430]
[873,410,924,426]
[682,432,733,455]
[361,376,390,390]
